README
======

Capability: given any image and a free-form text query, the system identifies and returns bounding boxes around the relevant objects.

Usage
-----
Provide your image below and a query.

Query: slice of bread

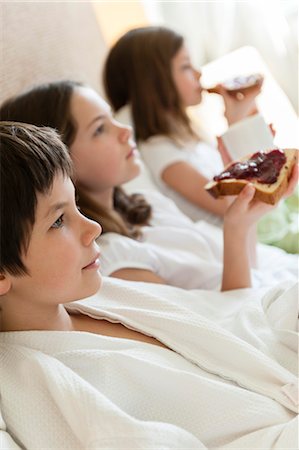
[205,148,298,205]
[206,74,263,96]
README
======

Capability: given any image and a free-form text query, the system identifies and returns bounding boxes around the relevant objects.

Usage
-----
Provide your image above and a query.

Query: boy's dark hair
[0,121,72,276]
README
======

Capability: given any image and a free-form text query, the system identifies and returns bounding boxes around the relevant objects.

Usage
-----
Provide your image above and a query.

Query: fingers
[232,86,262,102]
[236,184,274,221]
[225,183,275,228]
[283,164,299,198]
[216,79,262,99]
[215,83,224,93]
[224,184,257,227]
[269,123,276,137]
[230,184,256,212]
[239,183,256,203]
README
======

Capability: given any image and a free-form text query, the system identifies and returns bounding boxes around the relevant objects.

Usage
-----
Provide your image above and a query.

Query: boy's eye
[51,214,64,229]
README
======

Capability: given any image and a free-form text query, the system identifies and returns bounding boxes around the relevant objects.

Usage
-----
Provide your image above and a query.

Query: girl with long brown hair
[104,26,262,224]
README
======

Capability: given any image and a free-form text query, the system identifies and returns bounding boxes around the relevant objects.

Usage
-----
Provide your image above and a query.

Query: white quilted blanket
[0,278,298,449]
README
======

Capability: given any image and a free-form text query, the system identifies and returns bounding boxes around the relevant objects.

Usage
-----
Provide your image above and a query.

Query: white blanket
[0,278,298,449]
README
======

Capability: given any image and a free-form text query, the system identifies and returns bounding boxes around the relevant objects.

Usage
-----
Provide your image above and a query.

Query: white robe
[0,278,298,449]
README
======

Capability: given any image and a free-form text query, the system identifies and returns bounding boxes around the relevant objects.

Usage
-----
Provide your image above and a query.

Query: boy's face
[10,174,102,306]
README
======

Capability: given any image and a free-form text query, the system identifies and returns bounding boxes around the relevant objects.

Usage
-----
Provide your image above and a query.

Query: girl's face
[10,174,102,306]
[171,44,203,107]
[70,87,141,193]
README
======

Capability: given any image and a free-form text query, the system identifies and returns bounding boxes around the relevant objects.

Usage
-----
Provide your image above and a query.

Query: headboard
[1,2,107,104]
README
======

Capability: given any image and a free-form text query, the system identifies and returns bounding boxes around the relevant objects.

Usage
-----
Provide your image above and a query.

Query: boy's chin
[88,274,103,297]
[70,275,103,303]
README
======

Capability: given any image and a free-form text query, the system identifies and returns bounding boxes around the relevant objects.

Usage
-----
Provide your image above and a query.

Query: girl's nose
[119,124,133,143]
[82,215,102,246]
[195,68,202,80]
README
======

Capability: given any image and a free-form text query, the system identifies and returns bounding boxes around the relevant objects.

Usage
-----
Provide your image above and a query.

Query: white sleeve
[140,137,186,179]
[98,233,160,276]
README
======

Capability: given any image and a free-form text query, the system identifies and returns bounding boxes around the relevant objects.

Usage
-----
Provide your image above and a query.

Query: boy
[0,122,297,449]
[0,122,102,332]
[0,121,169,344]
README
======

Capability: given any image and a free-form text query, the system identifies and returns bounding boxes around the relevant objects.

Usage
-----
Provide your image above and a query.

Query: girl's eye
[94,125,104,136]
[51,214,64,229]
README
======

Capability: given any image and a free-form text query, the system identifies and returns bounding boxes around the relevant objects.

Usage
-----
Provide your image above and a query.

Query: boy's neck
[0,298,74,332]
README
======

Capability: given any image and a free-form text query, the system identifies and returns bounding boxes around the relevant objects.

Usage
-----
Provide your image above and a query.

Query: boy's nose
[82,216,102,245]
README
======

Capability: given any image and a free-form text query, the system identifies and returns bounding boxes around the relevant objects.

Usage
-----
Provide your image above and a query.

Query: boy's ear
[0,273,12,295]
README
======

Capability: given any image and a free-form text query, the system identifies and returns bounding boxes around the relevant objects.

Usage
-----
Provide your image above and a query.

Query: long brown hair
[0,81,152,238]
[104,26,197,143]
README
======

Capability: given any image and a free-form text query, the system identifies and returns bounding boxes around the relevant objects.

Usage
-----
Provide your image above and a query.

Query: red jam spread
[214,149,286,184]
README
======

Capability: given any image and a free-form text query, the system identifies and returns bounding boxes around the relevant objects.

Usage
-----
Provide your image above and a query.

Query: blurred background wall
[1,0,298,113]
[93,0,298,113]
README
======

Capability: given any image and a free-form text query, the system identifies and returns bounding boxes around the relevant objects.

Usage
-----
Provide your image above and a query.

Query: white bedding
[0,278,298,449]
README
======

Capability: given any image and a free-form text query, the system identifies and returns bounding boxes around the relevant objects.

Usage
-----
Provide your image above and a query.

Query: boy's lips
[82,252,101,270]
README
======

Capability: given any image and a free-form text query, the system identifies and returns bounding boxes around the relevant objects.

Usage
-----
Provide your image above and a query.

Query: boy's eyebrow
[87,115,105,130]
[44,202,68,219]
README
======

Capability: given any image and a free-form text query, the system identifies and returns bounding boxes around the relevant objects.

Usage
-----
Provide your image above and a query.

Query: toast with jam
[206,73,263,99]
[205,148,298,205]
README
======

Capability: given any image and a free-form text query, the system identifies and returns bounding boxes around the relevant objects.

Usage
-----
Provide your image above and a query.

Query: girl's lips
[126,147,138,159]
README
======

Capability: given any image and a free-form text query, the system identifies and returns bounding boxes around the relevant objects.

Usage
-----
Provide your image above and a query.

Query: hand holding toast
[221,162,298,291]
[224,184,275,232]
[205,149,298,205]
[216,79,263,126]
[281,162,298,199]
[224,163,298,230]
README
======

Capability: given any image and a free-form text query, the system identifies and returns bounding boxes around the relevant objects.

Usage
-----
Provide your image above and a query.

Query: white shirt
[139,135,224,224]
[115,105,224,224]
[98,190,298,290]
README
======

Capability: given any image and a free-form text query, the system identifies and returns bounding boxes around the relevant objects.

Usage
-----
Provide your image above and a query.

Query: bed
[1,3,298,449]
